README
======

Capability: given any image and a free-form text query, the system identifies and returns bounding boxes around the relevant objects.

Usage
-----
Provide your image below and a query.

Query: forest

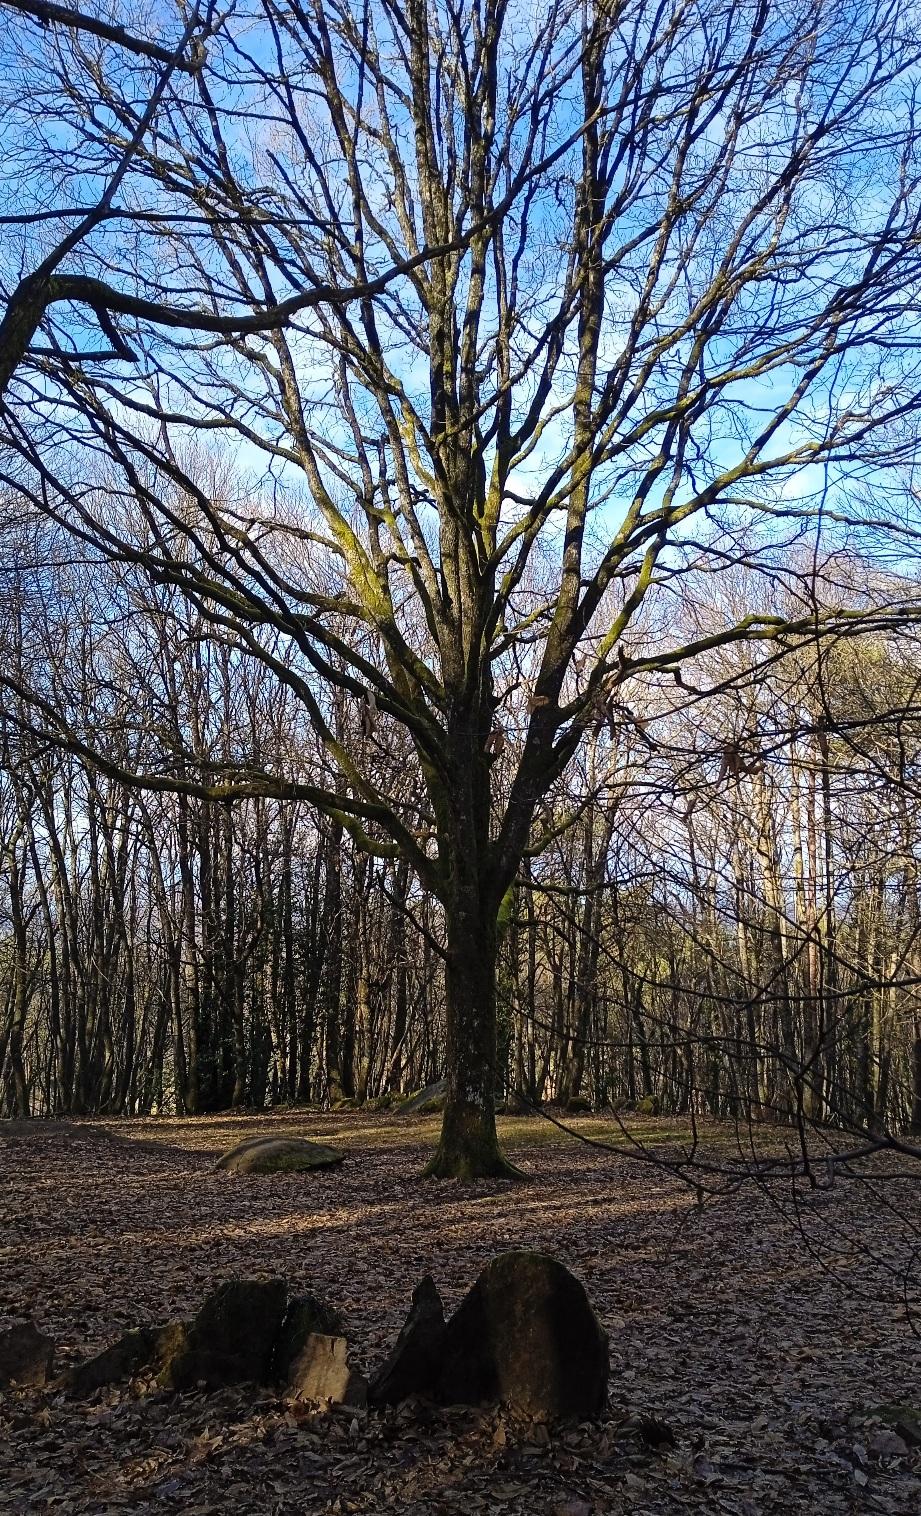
[5,554,921,1138]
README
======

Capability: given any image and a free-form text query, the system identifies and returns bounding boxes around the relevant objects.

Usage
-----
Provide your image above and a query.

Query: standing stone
[67,1278,352,1397]
[68,1328,159,1395]
[0,1320,55,1387]
[159,1277,288,1390]
[368,1275,446,1406]
[435,1251,608,1419]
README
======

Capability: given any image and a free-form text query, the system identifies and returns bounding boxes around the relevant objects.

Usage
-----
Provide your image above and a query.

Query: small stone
[633,1412,677,1448]
[0,1320,55,1387]
[68,1328,157,1395]
[152,1319,193,1385]
[874,1405,921,1447]
[272,1294,342,1383]
[868,1428,910,1459]
[286,1332,367,1406]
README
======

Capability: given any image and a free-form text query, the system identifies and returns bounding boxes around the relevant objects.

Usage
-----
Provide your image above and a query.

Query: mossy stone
[214,1136,345,1174]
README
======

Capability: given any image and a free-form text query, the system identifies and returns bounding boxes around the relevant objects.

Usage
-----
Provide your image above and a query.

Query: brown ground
[1,1109,920,1515]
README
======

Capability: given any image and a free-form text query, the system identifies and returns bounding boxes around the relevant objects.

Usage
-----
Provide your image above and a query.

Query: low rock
[0,1320,55,1387]
[68,1327,159,1395]
[872,1404,921,1447]
[499,1092,536,1116]
[368,1275,446,1406]
[215,1135,345,1175]
[633,1412,677,1448]
[435,1251,608,1419]
[366,1092,396,1110]
[272,1294,343,1382]
[286,1332,367,1406]
[868,1427,910,1458]
[564,1095,593,1114]
[635,1095,661,1116]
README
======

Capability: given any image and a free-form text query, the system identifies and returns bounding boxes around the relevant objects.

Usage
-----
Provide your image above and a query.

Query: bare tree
[5,0,921,1174]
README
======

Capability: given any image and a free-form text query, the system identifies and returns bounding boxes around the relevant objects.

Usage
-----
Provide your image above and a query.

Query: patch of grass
[499,1116,690,1149]
[97,1106,706,1164]
[308,1112,692,1154]
[316,1117,441,1148]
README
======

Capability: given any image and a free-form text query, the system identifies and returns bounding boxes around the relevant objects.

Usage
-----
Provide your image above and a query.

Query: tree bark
[424,884,521,1180]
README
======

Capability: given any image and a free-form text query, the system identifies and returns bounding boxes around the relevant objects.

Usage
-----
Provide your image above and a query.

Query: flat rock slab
[272,1294,343,1381]
[214,1136,345,1174]
[287,1332,367,1406]
[0,1320,55,1387]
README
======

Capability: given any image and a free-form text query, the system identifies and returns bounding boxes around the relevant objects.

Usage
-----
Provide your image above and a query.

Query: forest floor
[2,1108,921,1516]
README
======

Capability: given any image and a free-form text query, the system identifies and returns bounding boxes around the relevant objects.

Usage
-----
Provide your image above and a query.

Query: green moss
[264,1151,332,1172]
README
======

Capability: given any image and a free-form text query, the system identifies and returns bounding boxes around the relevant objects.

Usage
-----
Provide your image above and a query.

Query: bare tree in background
[4,0,921,1175]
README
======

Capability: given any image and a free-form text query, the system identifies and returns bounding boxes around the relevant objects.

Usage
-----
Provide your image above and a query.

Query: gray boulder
[397,1080,447,1115]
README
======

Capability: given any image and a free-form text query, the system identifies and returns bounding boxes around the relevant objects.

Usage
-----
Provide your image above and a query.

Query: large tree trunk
[322,816,345,1103]
[421,673,525,1180]
[424,884,521,1180]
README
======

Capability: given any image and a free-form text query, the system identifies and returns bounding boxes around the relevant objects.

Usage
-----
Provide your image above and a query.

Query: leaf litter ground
[2,1110,921,1515]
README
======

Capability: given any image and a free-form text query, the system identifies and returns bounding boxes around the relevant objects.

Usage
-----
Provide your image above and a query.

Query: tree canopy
[4,0,921,1173]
